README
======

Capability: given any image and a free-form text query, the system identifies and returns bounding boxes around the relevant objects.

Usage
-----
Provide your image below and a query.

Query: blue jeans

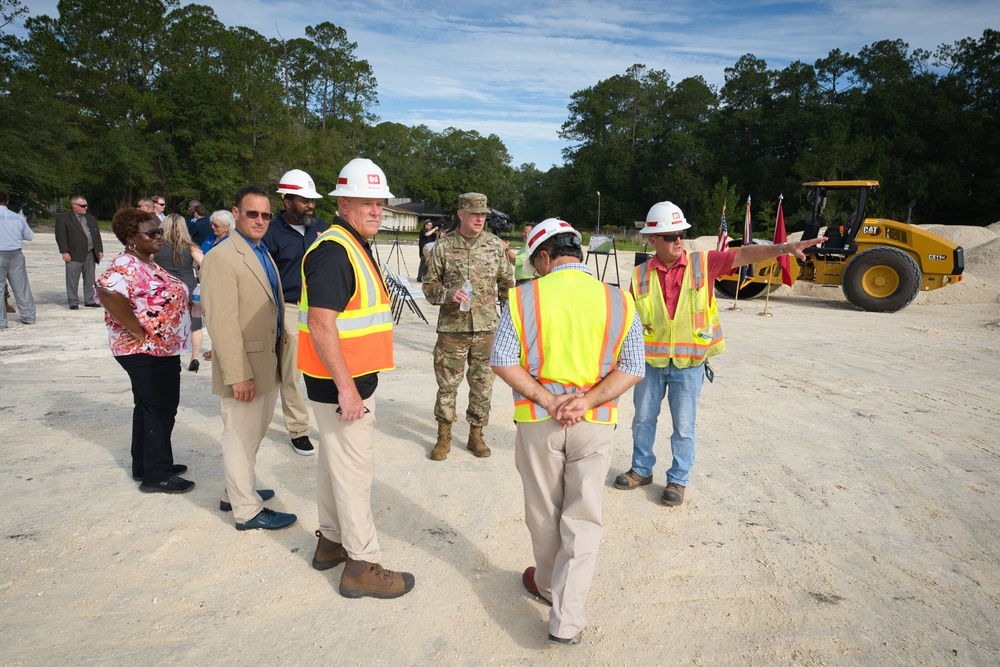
[630,361,704,486]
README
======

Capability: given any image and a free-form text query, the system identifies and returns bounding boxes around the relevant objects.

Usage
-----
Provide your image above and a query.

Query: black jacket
[262,210,330,303]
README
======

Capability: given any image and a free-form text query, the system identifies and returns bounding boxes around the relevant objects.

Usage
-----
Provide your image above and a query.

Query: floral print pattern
[97,252,191,357]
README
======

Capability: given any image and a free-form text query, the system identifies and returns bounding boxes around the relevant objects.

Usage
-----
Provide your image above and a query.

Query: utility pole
[596,190,601,233]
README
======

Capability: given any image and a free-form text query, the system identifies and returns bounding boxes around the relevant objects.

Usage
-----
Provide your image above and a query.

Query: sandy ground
[1,229,999,666]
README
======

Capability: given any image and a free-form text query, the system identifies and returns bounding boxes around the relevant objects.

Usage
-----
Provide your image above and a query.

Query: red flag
[773,196,793,286]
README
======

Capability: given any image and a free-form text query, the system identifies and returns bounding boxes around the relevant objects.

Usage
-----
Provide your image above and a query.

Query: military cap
[459,192,490,214]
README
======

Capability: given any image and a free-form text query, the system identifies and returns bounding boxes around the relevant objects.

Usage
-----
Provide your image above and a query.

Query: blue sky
[18,1,1000,169]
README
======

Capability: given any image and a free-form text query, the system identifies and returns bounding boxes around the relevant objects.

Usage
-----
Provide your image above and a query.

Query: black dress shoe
[188,359,199,372]
[133,464,188,481]
[69,305,79,310]
[139,475,195,494]
[84,302,100,307]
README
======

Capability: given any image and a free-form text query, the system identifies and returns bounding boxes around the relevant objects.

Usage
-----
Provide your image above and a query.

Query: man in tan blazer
[200,186,297,531]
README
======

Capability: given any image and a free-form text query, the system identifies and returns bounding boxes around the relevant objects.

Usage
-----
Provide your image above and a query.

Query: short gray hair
[209,209,235,229]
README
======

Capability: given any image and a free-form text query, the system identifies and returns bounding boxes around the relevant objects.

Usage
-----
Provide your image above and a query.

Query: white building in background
[382,200,419,232]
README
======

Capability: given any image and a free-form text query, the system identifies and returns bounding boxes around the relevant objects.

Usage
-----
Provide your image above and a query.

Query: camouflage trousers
[433,331,497,427]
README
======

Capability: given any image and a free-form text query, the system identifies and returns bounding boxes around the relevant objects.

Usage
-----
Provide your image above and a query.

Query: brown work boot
[339,557,415,599]
[614,469,652,490]
[467,425,491,458]
[431,421,452,460]
[312,530,348,570]
[661,482,686,506]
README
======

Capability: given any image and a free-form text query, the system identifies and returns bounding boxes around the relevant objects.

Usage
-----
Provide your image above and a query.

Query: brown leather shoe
[522,566,552,606]
[312,530,348,570]
[340,557,415,599]
[661,482,686,506]
[467,425,491,458]
[614,469,652,490]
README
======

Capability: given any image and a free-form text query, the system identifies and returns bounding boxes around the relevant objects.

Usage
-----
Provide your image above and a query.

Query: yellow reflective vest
[298,225,394,378]
[632,251,725,368]
[509,268,635,424]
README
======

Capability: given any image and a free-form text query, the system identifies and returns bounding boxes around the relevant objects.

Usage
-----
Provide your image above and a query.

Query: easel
[371,227,410,279]
[585,234,621,287]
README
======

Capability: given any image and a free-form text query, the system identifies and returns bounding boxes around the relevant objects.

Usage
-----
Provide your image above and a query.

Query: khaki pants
[515,419,615,639]
[314,397,380,562]
[279,301,311,438]
[219,388,279,523]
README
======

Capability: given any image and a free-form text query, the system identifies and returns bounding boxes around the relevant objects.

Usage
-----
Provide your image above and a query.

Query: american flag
[716,202,731,251]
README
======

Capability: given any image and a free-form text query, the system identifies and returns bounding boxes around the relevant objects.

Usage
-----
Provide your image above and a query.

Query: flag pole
[730,194,752,311]
[760,193,785,317]
[758,261,775,317]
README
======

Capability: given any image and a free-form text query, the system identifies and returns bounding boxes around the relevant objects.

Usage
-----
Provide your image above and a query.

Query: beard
[287,209,315,227]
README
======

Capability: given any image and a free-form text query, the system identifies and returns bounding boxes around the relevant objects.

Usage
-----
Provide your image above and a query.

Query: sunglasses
[240,208,273,221]
[657,232,686,243]
[142,228,165,238]
[74,203,89,208]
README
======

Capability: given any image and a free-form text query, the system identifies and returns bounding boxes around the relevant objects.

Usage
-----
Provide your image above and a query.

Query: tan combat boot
[467,425,491,458]
[339,557,415,599]
[431,421,452,461]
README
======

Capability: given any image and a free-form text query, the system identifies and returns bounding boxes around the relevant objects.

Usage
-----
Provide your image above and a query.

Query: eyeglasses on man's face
[656,232,685,243]
[239,208,272,221]
[74,202,88,208]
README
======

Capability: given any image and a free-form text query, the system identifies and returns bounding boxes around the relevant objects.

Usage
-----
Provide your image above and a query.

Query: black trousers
[115,354,181,483]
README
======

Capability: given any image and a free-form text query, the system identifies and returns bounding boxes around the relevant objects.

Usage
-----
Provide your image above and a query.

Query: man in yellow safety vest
[614,201,824,506]
[491,217,646,646]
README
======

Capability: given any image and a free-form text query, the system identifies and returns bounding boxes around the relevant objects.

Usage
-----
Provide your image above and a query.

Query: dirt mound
[919,224,997,251]
[965,236,1000,280]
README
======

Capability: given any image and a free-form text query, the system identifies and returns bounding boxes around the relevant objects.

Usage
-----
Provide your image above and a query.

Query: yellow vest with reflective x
[509,269,635,425]
[632,251,725,369]
[298,226,394,378]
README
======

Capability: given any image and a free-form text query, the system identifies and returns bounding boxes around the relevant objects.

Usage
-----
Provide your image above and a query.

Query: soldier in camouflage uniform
[422,193,515,460]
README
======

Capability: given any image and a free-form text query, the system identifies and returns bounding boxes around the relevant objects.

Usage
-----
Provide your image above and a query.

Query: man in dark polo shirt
[262,168,330,456]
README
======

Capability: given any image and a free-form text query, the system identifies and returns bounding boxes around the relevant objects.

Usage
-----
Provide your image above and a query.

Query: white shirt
[0,205,33,251]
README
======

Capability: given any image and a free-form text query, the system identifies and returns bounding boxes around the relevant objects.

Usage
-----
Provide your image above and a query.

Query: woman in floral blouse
[96,208,195,494]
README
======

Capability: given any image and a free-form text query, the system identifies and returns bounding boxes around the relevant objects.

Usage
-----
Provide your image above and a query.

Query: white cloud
[14,0,1000,169]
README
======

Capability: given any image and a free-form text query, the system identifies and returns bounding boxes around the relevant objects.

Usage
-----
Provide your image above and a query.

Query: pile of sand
[965,236,1000,280]
[919,224,998,251]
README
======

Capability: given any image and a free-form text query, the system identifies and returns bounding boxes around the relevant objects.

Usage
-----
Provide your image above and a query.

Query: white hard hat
[640,201,691,234]
[329,158,393,199]
[524,217,582,277]
[276,169,322,199]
